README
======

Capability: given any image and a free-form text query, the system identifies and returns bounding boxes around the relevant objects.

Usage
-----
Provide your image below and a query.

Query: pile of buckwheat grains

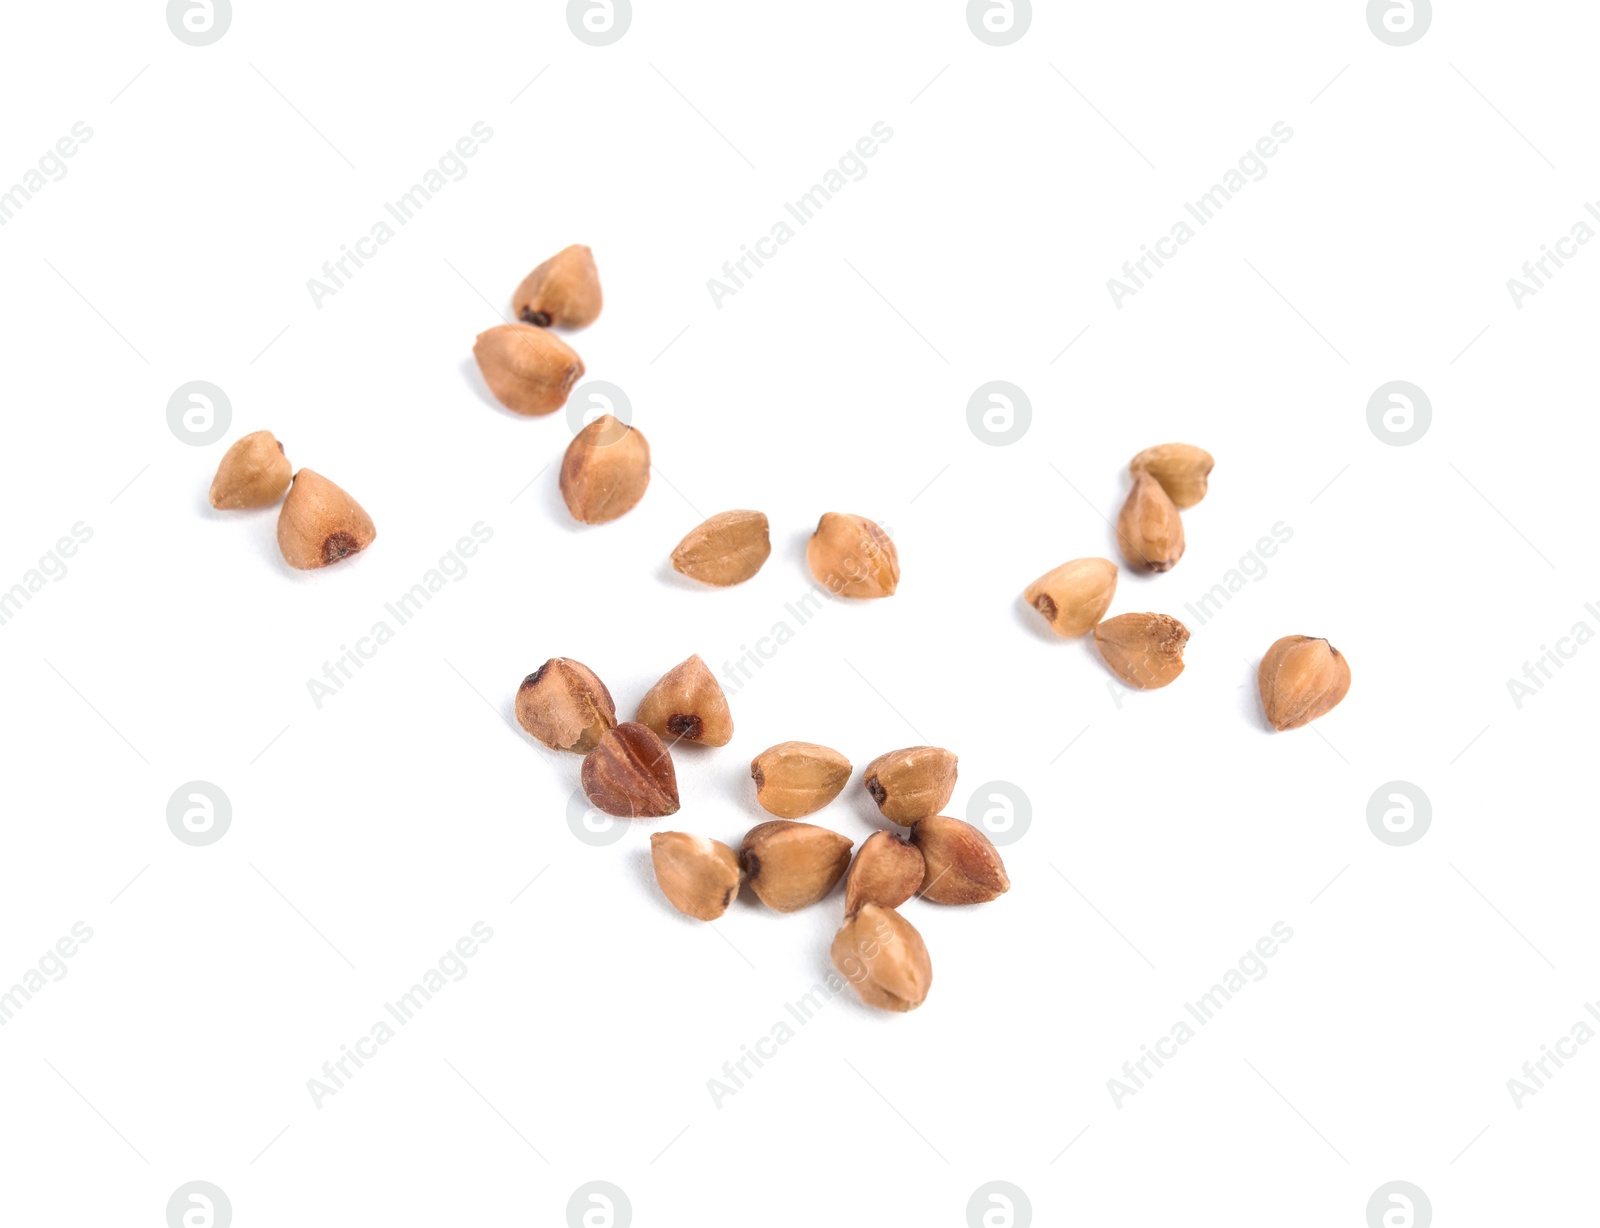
[515,644,1006,1012]
[466,243,1005,1012]
[213,244,1355,1014]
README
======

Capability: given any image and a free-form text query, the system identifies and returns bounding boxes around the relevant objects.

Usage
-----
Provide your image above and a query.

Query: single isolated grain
[807,513,899,598]
[1258,635,1351,730]
[560,413,650,524]
[670,511,771,586]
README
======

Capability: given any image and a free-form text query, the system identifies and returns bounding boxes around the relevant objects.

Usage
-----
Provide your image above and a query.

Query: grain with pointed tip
[276,469,376,569]
[209,430,291,509]
[1117,471,1185,572]
[514,244,602,329]
[636,655,732,746]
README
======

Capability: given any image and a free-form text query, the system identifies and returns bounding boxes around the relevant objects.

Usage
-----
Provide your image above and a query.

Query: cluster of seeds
[1026,445,1350,728]
[516,655,1006,1012]
[467,250,954,1010]
[466,246,914,600]
[208,432,375,570]
[469,246,660,525]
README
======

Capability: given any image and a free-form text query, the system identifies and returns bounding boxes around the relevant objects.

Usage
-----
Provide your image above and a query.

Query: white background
[1,2,1596,1225]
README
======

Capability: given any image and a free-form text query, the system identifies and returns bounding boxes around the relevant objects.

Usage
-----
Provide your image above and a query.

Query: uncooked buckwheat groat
[473,322,585,415]
[1116,471,1185,572]
[650,832,741,920]
[750,742,852,818]
[209,430,292,509]
[670,511,771,586]
[1024,557,1118,637]
[1093,613,1189,689]
[581,722,680,817]
[514,244,602,329]
[739,820,853,912]
[1129,443,1213,509]
[516,658,617,752]
[910,816,1010,905]
[635,655,733,746]
[560,413,650,524]
[831,904,932,1012]
[1258,635,1351,730]
[807,512,899,598]
[276,470,376,569]
[843,830,925,914]
[862,746,958,826]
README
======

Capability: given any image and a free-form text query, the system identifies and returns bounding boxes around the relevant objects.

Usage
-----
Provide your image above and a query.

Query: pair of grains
[209,431,375,570]
[1023,553,1191,690]
[472,244,601,414]
[1116,443,1213,573]
[669,510,899,598]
